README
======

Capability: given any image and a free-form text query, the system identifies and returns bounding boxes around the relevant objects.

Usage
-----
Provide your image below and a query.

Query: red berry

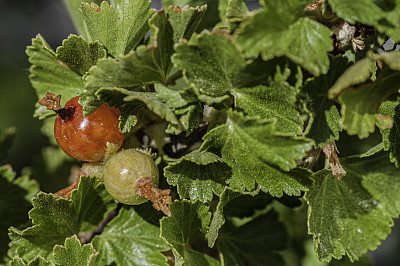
[54,96,123,162]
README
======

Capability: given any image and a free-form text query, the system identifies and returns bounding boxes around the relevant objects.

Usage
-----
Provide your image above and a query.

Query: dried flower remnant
[136,177,172,216]
[323,142,346,180]
[330,21,365,52]
[38,92,75,120]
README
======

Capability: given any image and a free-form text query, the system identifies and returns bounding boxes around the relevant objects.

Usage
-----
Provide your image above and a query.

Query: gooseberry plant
[2,0,400,265]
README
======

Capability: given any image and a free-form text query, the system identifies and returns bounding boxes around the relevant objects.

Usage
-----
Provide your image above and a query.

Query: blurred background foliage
[0,0,399,265]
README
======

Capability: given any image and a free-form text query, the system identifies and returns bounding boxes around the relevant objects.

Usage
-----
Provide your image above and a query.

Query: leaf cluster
[3,0,400,265]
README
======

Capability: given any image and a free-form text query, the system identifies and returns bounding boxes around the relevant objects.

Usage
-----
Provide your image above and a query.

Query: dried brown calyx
[323,142,346,180]
[136,177,172,216]
[38,92,75,121]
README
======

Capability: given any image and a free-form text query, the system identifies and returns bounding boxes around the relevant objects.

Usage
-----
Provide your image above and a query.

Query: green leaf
[0,166,39,263]
[53,235,97,265]
[91,205,169,265]
[172,31,283,100]
[338,70,400,138]
[173,31,245,97]
[205,187,271,248]
[380,98,400,166]
[9,255,53,266]
[329,52,400,97]
[353,154,400,216]
[181,249,220,266]
[96,87,180,132]
[160,200,211,260]
[80,0,155,57]
[201,110,314,196]
[235,0,332,76]
[167,5,207,43]
[328,0,400,42]
[56,36,106,76]
[8,176,115,262]
[305,151,400,262]
[0,127,16,163]
[328,0,385,25]
[61,0,102,38]
[304,56,351,147]
[164,150,230,202]
[27,35,84,119]
[155,84,198,109]
[217,210,287,266]
[232,85,304,135]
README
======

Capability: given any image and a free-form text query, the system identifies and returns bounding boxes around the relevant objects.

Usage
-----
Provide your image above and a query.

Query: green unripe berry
[103,149,159,205]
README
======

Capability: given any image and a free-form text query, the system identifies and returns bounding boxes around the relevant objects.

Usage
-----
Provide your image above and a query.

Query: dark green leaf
[91,205,169,265]
[380,98,400,166]
[172,31,283,101]
[53,235,97,265]
[80,0,155,57]
[235,0,332,76]
[201,110,314,196]
[181,249,220,266]
[8,176,115,262]
[205,187,271,248]
[305,151,400,262]
[0,166,39,263]
[160,200,211,259]
[217,210,287,266]
[0,127,16,163]
[164,150,230,202]
[304,56,351,147]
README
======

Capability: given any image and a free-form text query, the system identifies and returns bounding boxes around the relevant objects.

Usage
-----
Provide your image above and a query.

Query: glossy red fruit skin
[54,96,123,162]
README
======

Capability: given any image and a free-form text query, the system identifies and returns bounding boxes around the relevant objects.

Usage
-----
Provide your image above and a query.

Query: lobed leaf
[27,35,92,119]
[201,110,314,196]
[8,176,115,262]
[91,205,169,265]
[80,0,155,57]
[232,85,303,135]
[53,235,97,265]
[56,36,106,76]
[305,151,400,262]
[9,256,53,266]
[160,200,211,260]
[164,150,229,202]
[172,31,283,99]
[235,0,332,76]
